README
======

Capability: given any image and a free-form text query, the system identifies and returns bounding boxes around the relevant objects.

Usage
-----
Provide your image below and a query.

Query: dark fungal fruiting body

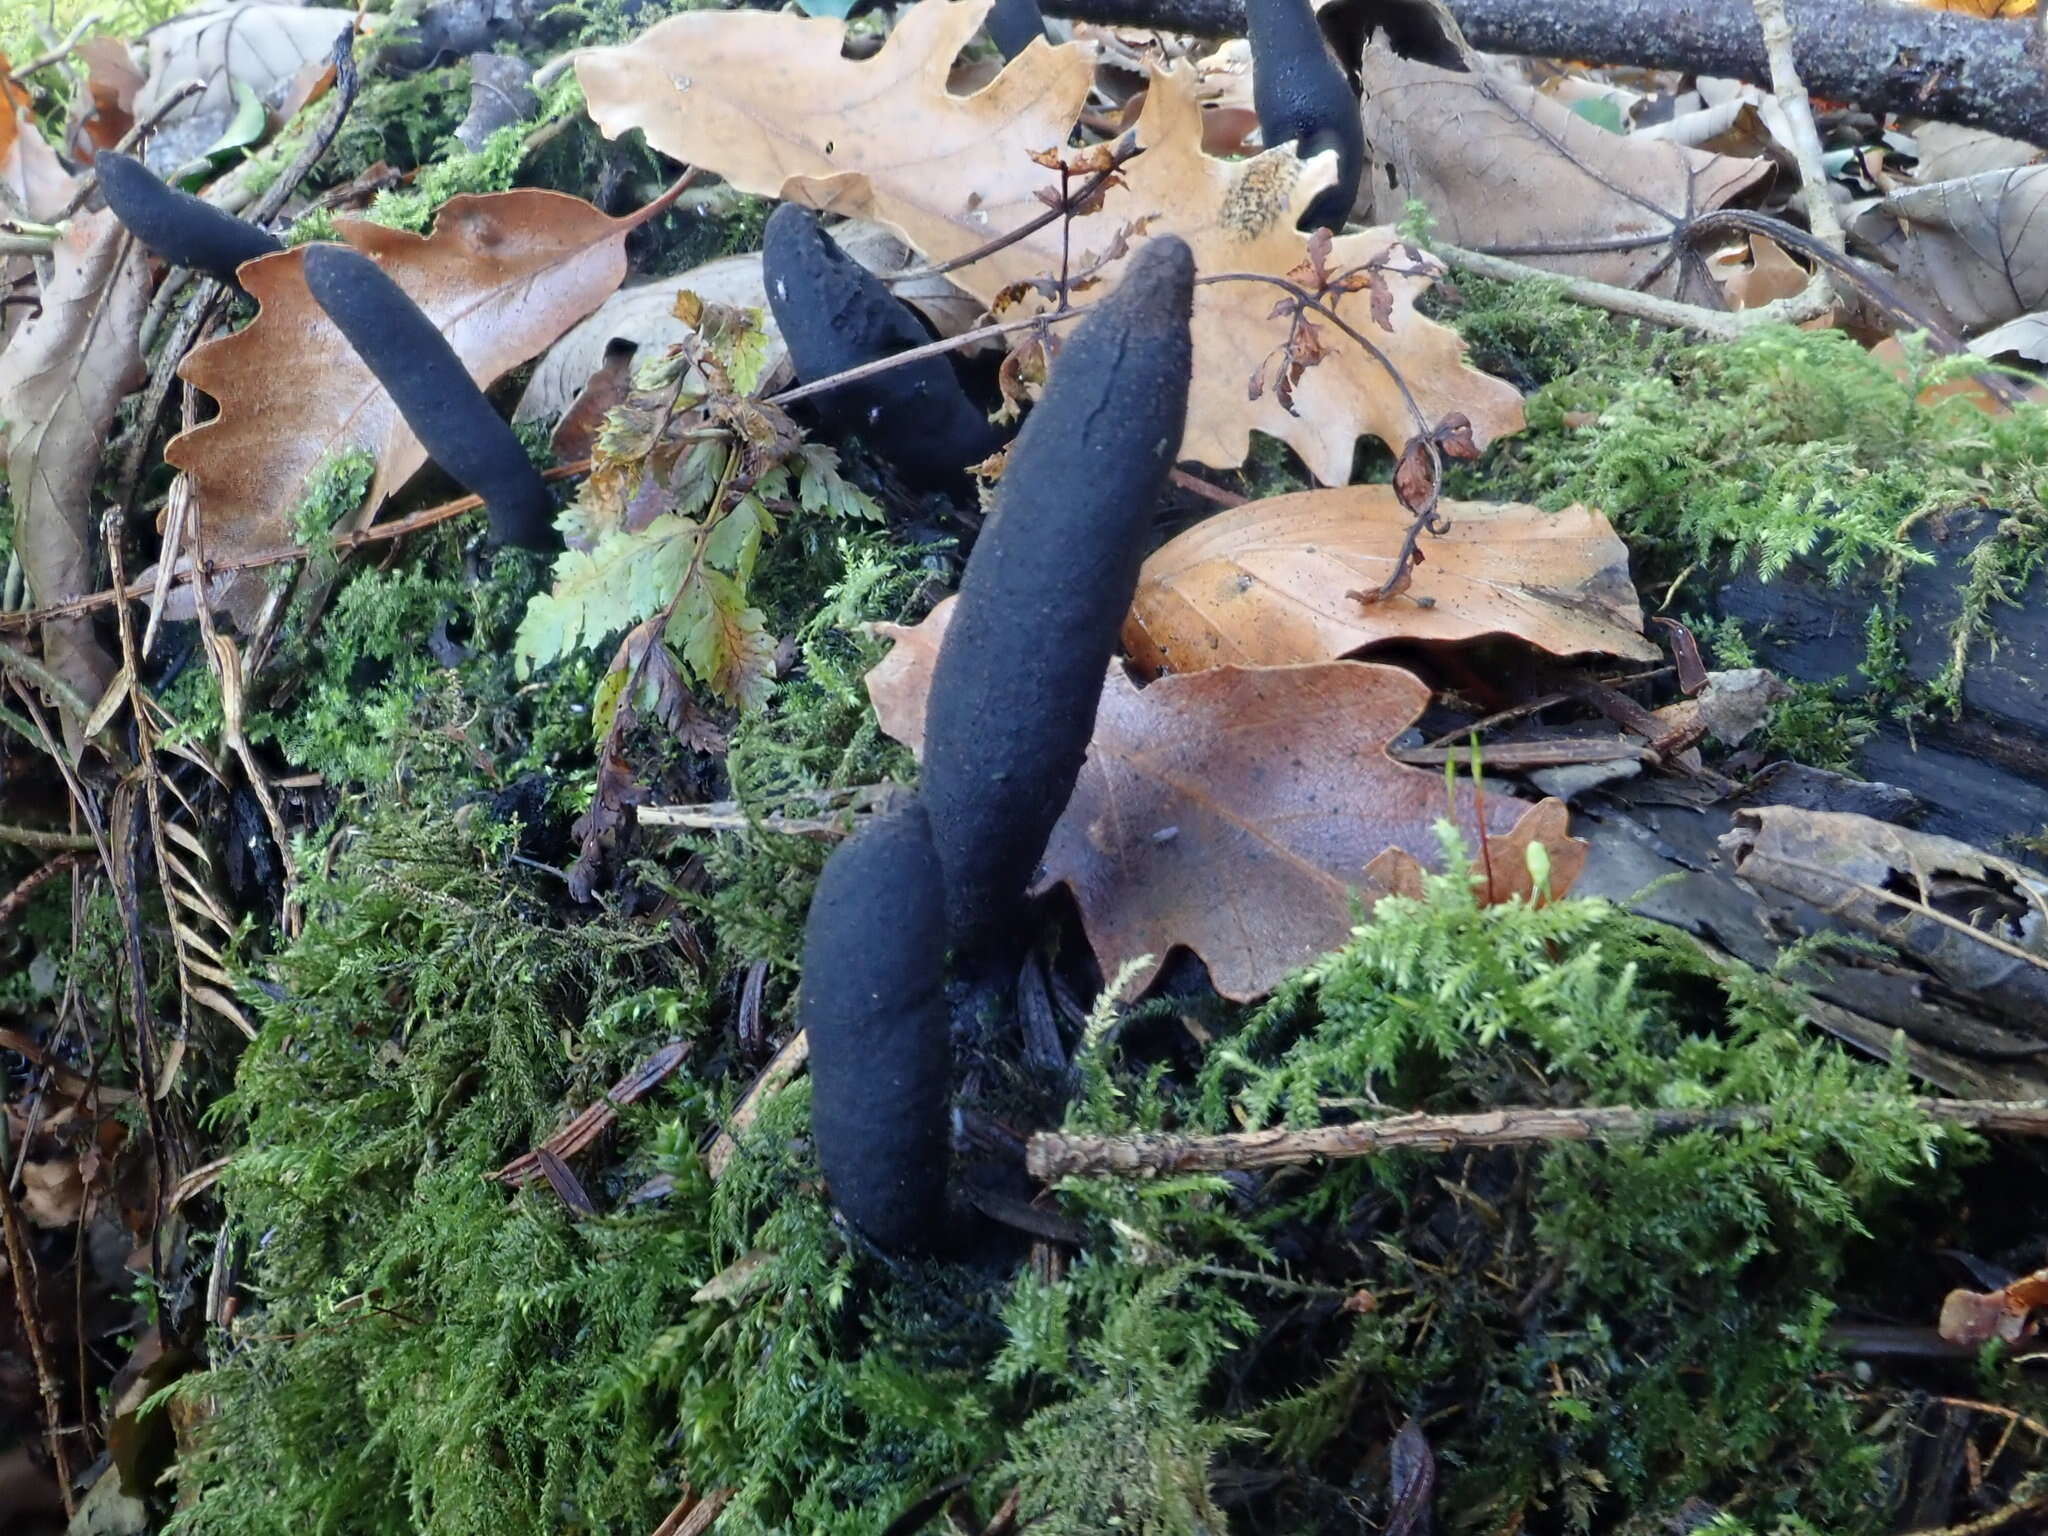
[1246,0,1365,232]
[302,244,557,551]
[761,202,1003,492]
[96,152,282,290]
[921,236,1195,958]
[798,797,954,1256]
[985,0,1049,60]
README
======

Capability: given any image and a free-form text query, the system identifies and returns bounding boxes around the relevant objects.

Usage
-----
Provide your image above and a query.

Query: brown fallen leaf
[1122,489,1659,676]
[579,0,1092,316]
[1721,807,2048,1030]
[1359,40,1771,305]
[1,87,78,221]
[1710,234,1811,312]
[1364,796,1585,910]
[867,621,1582,1000]
[577,0,1523,483]
[0,207,149,744]
[72,36,145,158]
[1938,1264,2048,1347]
[165,189,640,612]
[1035,663,1584,1000]
[865,597,960,761]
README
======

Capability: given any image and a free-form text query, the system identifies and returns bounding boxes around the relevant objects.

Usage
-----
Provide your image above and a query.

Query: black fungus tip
[304,243,557,552]
[762,202,1005,493]
[97,151,283,289]
[798,796,955,1256]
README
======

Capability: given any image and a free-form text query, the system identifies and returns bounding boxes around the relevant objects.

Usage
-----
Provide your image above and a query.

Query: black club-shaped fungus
[1246,0,1365,232]
[920,235,1195,958]
[96,152,283,290]
[985,0,1049,60]
[798,796,954,1256]
[761,202,1004,492]
[302,243,557,551]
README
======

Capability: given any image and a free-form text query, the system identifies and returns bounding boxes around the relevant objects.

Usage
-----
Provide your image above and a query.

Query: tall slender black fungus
[96,152,282,290]
[985,0,1049,60]
[921,236,1195,958]
[761,203,1004,492]
[1246,0,1365,232]
[302,244,557,551]
[798,797,954,1256]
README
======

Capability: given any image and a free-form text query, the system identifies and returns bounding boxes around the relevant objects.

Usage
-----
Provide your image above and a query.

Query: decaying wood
[1027,1097,2048,1179]
[1041,0,2048,150]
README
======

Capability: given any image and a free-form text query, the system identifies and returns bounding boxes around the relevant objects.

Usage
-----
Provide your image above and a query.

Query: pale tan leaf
[865,597,958,760]
[1851,167,2048,333]
[577,0,1522,482]
[0,208,148,741]
[514,255,784,426]
[1122,490,1659,675]
[133,3,350,170]
[578,0,1093,309]
[1360,47,1772,304]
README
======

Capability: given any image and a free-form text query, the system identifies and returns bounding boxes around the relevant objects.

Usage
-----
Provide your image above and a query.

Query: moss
[1437,282,2048,733]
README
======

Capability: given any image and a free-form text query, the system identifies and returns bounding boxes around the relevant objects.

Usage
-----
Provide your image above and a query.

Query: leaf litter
[4,0,2048,1530]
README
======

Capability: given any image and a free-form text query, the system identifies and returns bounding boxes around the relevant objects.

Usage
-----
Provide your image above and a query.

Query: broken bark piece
[797,797,953,1255]
[96,151,282,289]
[921,235,1195,956]
[302,243,557,550]
[1245,0,1363,231]
[760,202,1003,491]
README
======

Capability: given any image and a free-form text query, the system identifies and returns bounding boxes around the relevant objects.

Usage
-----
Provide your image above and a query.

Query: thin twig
[0,638,96,725]
[7,13,102,85]
[0,822,97,852]
[60,78,207,219]
[1026,1098,2048,1180]
[1749,0,1845,255]
[1433,240,1832,339]
[893,133,1140,281]
[0,1115,75,1516]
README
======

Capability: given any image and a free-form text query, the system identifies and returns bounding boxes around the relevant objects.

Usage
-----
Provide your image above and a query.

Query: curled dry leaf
[865,612,1583,999]
[132,3,352,170]
[0,207,149,743]
[1939,1264,2048,1348]
[1035,662,1584,1000]
[1851,167,2048,334]
[1122,489,1660,676]
[577,0,1522,482]
[1359,44,1771,305]
[514,255,786,428]
[165,189,637,616]
[1722,806,2048,1029]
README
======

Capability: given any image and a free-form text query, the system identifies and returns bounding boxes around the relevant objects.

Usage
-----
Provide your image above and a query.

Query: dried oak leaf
[1040,662,1582,1000]
[1123,488,1660,676]
[1359,43,1771,305]
[866,616,1583,1000]
[0,207,149,741]
[577,0,1522,483]
[165,190,636,612]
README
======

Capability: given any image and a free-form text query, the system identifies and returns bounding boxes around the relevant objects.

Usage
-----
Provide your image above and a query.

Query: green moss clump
[1178,830,1958,1533]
